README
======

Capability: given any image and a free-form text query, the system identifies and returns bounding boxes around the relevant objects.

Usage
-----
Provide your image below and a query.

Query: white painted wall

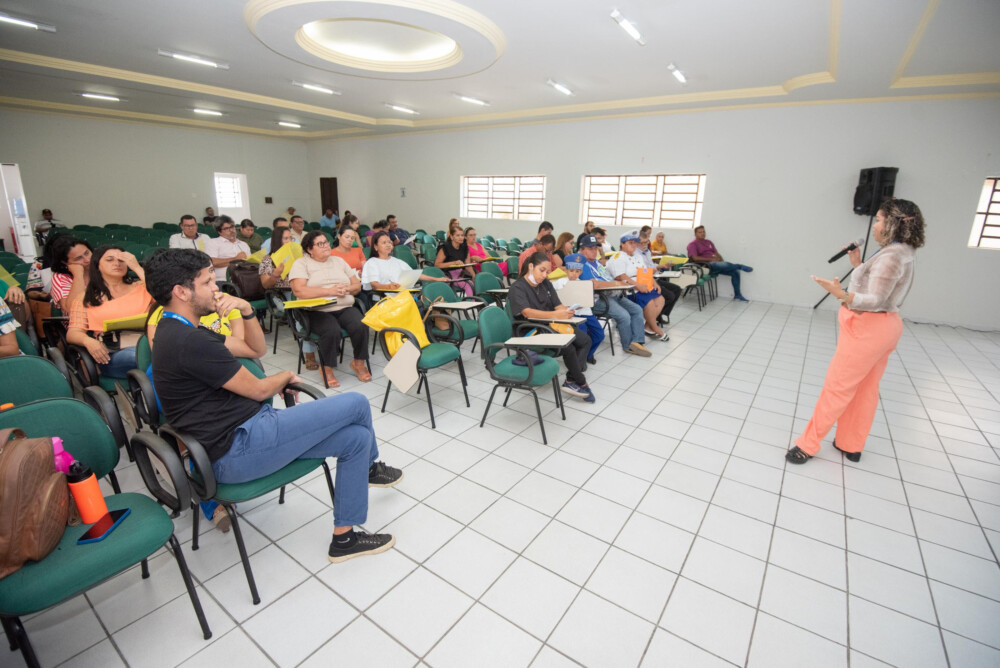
[0,110,312,229]
[308,98,1000,330]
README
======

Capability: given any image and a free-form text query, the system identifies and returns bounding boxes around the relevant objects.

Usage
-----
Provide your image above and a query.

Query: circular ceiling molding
[245,0,506,80]
[297,19,461,72]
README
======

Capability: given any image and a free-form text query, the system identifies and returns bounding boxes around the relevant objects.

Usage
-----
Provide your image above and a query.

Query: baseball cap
[563,253,585,270]
[578,234,601,248]
[620,232,641,244]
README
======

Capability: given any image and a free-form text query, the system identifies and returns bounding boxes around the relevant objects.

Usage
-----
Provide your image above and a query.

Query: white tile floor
[11,295,1000,667]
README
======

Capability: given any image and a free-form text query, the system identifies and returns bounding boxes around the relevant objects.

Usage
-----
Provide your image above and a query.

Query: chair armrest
[126,367,159,431]
[281,381,325,407]
[425,312,465,346]
[376,326,423,359]
[45,346,73,388]
[159,425,216,501]
[514,321,556,336]
[131,432,191,516]
[82,386,130,454]
[66,343,100,387]
[484,342,536,384]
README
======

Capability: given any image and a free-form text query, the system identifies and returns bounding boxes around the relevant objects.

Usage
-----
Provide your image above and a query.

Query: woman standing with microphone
[786,199,925,465]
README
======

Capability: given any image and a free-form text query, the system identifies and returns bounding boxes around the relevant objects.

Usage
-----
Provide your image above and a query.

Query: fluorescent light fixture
[292,80,341,96]
[455,94,490,106]
[157,49,229,70]
[277,121,302,128]
[0,12,56,32]
[385,103,419,115]
[80,93,121,102]
[192,108,223,116]
[610,9,644,46]
[667,63,687,84]
[546,79,573,96]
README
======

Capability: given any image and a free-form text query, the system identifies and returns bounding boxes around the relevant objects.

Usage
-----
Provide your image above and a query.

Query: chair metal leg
[108,470,122,494]
[529,388,548,445]
[2,615,20,651]
[226,505,261,604]
[141,558,150,579]
[168,534,212,640]
[296,342,304,373]
[272,325,280,354]
[480,385,500,426]
[502,386,512,407]
[278,486,286,504]
[456,356,470,407]
[1,616,38,668]
[321,462,336,504]
[552,376,566,420]
[416,374,424,395]
[423,373,436,429]
[381,382,392,413]
[191,507,201,550]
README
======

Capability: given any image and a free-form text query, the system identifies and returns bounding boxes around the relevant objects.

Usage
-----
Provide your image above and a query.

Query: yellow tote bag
[362,291,430,355]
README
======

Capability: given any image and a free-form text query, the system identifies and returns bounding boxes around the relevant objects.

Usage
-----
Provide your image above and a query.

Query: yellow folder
[102,313,148,332]
[270,243,303,279]
[283,297,337,310]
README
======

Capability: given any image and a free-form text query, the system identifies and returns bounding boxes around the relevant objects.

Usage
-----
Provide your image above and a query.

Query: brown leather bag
[0,428,69,579]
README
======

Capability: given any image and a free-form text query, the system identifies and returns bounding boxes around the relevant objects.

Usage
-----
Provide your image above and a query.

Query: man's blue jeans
[708,261,744,298]
[211,392,378,527]
[98,346,137,379]
[605,294,645,348]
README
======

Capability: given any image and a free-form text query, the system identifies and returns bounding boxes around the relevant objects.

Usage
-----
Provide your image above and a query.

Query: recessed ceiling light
[158,49,229,70]
[0,12,56,32]
[667,63,687,84]
[192,108,224,116]
[385,103,419,115]
[292,81,341,96]
[80,93,121,102]
[455,94,490,106]
[546,79,574,96]
[277,121,302,128]
[610,9,644,46]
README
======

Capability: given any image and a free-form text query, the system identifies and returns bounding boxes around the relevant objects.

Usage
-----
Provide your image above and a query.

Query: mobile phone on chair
[77,508,131,544]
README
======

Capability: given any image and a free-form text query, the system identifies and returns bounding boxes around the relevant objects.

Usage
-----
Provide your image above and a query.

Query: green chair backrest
[0,356,72,404]
[15,328,37,357]
[421,243,437,260]
[478,306,512,362]
[434,230,446,242]
[0,398,119,478]
[506,256,519,275]
[363,246,371,259]
[475,272,502,294]
[422,266,446,279]
[481,262,504,281]
[422,281,458,304]
[393,245,418,269]
[237,358,270,404]
[136,335,152,371]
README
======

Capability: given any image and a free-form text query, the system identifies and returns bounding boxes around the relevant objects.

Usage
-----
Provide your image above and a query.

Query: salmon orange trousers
[795,308,903,456]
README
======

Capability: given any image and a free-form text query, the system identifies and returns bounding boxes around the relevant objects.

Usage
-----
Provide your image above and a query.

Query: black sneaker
[369,461,403,488]
[328,531,396,563]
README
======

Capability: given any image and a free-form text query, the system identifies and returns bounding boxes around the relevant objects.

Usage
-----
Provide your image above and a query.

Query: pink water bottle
[52,437,75,474]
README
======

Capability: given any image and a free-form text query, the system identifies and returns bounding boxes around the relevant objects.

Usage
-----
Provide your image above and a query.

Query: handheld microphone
[828,237,865,263]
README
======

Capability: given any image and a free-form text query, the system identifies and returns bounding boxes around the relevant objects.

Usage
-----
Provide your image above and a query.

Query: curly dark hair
[50,236,92,276]
[300,230,328,253]
[84,245,138,306]
[878,198,925,249]
[144,248,212,306]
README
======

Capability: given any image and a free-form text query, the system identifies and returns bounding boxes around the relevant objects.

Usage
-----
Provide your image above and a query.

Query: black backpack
[228,261,266,301]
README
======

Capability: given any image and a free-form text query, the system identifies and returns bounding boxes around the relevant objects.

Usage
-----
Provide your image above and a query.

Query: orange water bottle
[66,461,109,524]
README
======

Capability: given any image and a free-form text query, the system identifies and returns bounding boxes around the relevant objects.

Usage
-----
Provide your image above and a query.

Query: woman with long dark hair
[508,251,595,403]
[65,245,151,376]
[49,236,94,309]
[786,198,926,465]
[434,226,475,297]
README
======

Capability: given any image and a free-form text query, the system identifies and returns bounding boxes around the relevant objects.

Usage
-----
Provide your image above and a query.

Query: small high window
[461,175,546,221]
[582,174,706,228]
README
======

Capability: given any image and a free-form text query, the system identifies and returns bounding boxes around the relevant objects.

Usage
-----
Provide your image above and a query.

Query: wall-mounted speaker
[853,167,898,216]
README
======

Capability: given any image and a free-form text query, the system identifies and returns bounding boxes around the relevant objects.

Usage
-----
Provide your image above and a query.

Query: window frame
[969,177,1000,250]
[580,173,707,229]
[460,175,546,222]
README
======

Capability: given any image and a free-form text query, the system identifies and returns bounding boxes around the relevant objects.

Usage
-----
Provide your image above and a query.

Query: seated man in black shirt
[145,249,402,563]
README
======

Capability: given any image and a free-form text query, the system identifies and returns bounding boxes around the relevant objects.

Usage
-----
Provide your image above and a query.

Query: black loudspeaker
[853,167,898,216]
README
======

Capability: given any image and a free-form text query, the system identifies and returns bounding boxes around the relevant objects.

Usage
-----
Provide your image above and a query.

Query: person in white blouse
[361,232,447,292]
[787,198,925,465]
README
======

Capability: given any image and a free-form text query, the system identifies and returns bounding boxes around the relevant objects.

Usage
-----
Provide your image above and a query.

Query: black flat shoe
[785,446,812,465]
[833,440,861,462]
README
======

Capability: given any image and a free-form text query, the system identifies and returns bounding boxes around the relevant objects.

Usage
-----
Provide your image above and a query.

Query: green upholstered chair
[420,242,438,267]
[505,256,520,281]
[0,398,211,667]
[0,355,72,405]
[480,261,505,284]
[477,306,566,445]
[393,245,419,269]
[376,317,470,430]
[421,281,482,353]
[474,272,506,307]
[158,369,333,605]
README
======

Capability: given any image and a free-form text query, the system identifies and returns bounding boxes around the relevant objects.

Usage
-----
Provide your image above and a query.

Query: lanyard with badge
[161,311,195,327]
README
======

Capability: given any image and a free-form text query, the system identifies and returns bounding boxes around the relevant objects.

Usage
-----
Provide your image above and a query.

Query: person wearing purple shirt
[686,225,753,302]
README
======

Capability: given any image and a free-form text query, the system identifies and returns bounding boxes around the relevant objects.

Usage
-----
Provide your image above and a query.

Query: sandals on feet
[351,359,372,382]
[785,446,812,465]
[322,366,340,389]
[833,440,862,462]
